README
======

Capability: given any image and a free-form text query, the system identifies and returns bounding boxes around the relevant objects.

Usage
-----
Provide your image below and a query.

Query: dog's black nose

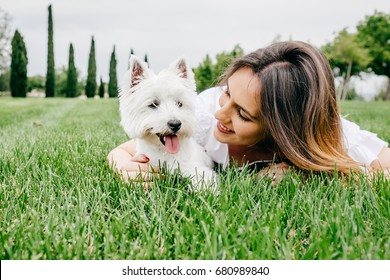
[168,120,181,133]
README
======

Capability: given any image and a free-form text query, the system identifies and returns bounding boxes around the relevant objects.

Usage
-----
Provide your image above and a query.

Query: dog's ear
[129,55,149,87]
[176,58,188,79]
[170,57,196,90]
[170,57,191,79]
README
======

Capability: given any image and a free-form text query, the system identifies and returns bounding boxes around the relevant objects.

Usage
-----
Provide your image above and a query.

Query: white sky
[2,0,389,98]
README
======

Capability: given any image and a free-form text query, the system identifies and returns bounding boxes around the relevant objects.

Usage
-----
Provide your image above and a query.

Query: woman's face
[214,67,267,146]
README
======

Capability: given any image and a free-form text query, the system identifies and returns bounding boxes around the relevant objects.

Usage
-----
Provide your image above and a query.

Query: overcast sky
[2,0,390,89]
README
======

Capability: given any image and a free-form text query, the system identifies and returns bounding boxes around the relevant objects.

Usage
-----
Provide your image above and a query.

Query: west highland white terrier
[119,55,216,191]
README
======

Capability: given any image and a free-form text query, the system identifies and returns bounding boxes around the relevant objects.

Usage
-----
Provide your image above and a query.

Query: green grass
[0,97,389,260]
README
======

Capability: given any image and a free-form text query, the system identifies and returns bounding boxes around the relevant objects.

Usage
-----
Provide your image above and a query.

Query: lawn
[0,97,389,260]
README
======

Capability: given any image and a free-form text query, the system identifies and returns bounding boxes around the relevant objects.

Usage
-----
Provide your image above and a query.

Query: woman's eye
[176,101,183,108]
[238,109,250,121]
[148,100,160,109]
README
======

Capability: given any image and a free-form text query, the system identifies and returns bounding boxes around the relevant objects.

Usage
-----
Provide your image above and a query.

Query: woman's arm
[370,146,390,177]
[107,140,158,182]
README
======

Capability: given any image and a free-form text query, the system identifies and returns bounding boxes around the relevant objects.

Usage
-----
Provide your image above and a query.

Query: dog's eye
[176,101,183,108]
[148,100,160,109]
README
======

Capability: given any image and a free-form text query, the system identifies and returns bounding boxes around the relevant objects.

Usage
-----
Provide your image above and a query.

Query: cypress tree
[128,48,134,69]
[10,30,28,97]
[108,46,118,98]
[45,4,55,97]
[144,54,149,66]
[66,43,77,97]
[85,36,96,98]
[98,77,104,98]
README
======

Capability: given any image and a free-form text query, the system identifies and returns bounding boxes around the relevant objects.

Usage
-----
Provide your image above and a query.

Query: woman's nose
[215,98,231,122]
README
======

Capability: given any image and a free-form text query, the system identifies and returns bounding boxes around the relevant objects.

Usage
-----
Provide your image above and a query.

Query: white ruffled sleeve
[342,117,388,167]
[194,87,222,146]
[194,87,229,167]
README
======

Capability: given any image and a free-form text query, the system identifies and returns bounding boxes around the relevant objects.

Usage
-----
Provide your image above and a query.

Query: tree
[144,54,149,66]
[66,43,77,97]
[45,4,55,97]
[193,54,213,92]
[322,29,371,100]
[357,11,390,100]
[193,44,244,92]
[99,77,104,98]
[0,70,10,91]
[10,30,28,97]
[28,75,45,92]
[0,9,12,92]
[85,36,97,98]
[0,8,12,74]
[213,45,244,83]
[108,46,118,97]
[55,66,69,97]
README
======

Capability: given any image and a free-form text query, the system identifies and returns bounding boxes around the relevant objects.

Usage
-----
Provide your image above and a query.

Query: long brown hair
[220,41,361,174]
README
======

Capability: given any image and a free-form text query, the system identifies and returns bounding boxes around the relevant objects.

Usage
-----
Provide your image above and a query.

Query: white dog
[119,55,216,191]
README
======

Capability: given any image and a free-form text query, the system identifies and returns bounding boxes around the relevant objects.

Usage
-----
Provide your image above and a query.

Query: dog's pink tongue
[165,135,180,154]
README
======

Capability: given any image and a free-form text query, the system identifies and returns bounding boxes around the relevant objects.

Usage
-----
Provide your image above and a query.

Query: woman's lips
[217,121,235,134]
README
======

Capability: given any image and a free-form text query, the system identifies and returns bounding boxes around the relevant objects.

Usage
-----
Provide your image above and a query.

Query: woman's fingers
[258,161,291,184]
[113,154,160,183]
[119,171,155,191]
[120,170,157,182]
[119,161,158,173]
[107,147,160,186]
[115,154,158,173]
[131,153,150,163]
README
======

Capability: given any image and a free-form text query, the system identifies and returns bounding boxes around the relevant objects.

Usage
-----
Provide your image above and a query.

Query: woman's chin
[214,128,230,144]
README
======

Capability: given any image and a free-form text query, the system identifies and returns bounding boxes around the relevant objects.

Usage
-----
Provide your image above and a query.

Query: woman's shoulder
[195,86,224,132]
[197,86,224,105]
[194,87,222,146]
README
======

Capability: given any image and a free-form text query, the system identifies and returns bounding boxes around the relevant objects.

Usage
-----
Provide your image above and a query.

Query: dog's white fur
[119,55,216,190]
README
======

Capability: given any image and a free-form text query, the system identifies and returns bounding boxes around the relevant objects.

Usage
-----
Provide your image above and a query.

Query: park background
[0,0,389,260]
[1,0,390,100]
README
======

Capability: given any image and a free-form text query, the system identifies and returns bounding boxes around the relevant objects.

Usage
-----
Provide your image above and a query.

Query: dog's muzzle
[167,120,181,133]
[154,120,182,154]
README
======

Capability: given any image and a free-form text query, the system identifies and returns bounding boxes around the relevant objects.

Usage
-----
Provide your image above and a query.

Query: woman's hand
[115,153,159,183]
[370,146,390,179]
[258,161,291,184]
[107,140,159,184]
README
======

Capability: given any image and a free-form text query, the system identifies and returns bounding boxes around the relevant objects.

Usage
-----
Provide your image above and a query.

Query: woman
[108,41,390,182]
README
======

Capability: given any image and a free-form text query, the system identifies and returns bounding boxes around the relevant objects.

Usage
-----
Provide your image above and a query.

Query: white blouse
[194,87,388,169]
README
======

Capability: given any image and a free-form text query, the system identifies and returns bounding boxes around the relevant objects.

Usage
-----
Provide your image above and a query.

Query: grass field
[0,97,389,260]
